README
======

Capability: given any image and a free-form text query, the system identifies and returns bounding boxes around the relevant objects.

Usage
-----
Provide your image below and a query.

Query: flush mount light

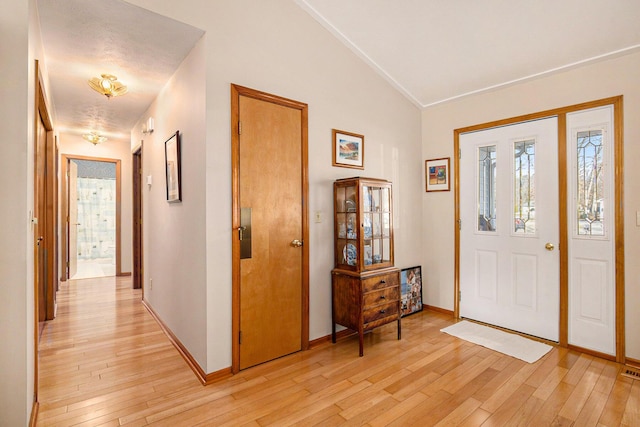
[82,132,107,145]
[88,74,128,99]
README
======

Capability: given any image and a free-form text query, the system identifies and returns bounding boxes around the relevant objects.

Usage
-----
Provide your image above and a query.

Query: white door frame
[453,96,625,363]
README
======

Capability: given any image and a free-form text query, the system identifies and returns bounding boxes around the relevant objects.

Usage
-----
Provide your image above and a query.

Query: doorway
[454,96,625,362]
[231,84,309,372]
[34,58,58,411]
[132,147,143,290]
[61,155,122,281]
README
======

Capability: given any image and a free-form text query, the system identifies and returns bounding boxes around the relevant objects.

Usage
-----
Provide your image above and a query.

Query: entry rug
[440,321,552,363]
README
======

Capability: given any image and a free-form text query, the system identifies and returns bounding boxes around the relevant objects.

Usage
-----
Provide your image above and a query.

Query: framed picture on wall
[400,266,423,317]
[425,157,450,192]
[332,129,364,169]
[164,130,182,203]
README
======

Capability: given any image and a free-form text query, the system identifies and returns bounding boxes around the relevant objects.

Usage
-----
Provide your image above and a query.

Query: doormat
[440,321,552,363]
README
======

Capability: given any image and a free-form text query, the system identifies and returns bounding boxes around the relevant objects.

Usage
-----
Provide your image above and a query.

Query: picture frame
[164,130,182,203]
[400,266,423,317]
[332,129,364,169]
[425,157,450,192]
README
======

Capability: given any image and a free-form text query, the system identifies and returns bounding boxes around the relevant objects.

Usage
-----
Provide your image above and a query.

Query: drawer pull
[380,309,386,314]
[380,280,386,284]
[380,295,386,300]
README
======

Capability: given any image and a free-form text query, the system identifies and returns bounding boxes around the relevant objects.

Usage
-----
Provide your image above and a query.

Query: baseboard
[142,300,232,385]
[625,357,640,368]
[29,400,39,427]
[425,305,454,316]
[205,367,233,384]
[117,272,132,277]
[309,329,357,349]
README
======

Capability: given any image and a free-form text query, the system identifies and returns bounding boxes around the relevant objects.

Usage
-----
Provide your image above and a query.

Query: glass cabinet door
[363,185,392,270]
[335,184,358,268]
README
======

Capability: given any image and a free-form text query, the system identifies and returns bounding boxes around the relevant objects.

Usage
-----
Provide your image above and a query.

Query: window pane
[577,130,604,236]
[478,146,497,232]
[514,139,536,234]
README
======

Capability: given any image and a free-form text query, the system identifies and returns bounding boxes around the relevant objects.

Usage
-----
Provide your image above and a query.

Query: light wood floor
[37,277,639,426]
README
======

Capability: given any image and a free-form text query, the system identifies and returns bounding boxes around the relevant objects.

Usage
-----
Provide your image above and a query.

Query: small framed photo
[400,266,423,317]
[425,157,450,192]
[164,130,182,202]
[332,129,364,169]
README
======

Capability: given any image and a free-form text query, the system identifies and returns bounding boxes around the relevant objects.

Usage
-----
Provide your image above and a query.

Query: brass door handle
[545,242,555,251]
[291,239,303,247]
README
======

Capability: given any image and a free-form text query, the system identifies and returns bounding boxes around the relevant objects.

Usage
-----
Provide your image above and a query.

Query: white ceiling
[37,1,640,142]
[37,0,204,140]
[297,0,640,108]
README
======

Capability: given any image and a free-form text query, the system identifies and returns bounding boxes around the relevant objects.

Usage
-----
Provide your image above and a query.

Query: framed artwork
[332,129,364,169]
[425,157,450,192]
[164,130,182,203]
[400,266,423,317]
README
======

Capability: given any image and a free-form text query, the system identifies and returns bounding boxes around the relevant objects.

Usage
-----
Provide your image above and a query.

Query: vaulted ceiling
[36,0,640,141]
[298,0,640,108]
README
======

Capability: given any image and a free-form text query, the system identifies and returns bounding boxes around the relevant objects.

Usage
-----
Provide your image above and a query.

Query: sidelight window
[576,130,605,236]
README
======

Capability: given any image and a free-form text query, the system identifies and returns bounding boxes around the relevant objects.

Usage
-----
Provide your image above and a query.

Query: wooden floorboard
[37,276,638,426]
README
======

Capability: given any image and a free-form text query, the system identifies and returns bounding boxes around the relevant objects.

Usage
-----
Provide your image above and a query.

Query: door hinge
[239,331,242,345]
[238,121,242,135]
[459,290,462,302]
[458,219,462,230]
[458,148,461,159]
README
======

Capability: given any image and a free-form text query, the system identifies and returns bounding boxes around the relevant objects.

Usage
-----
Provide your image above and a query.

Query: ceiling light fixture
[88,74,128,99]
[82,132,108,145]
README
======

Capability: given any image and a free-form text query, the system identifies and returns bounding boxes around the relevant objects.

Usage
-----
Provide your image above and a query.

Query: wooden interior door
[68,160,78,279]
[232,85,309,371]
[132,148,143,290]
[35,113,47,321]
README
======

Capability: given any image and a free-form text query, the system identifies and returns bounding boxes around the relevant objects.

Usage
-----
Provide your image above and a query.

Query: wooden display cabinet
[331,177,401,356]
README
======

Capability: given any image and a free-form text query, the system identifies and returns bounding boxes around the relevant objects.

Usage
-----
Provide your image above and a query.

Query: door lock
[291,239,303,247]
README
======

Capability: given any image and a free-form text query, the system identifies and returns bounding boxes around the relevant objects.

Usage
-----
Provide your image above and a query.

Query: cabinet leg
[332,323,336,344]
[397,318,402,340]
[359,332,364,357]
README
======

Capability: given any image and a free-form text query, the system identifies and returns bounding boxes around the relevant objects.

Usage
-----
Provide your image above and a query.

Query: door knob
[545,242,555,251]
[291,239,303,247]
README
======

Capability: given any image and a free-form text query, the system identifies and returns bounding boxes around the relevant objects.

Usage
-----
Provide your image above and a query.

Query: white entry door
[459,117,559,341]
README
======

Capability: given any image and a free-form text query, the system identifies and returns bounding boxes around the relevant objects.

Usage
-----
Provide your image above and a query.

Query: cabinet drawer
[362,273,399,293]
[363,286,399,307]
[363,301,398,324]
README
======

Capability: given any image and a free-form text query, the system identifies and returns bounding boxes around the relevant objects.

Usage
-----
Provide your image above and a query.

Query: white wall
[422,51,640,360]
[58,134,134,275]
[131,36,208,368]
[0,0,46,423]
[125,0,423,373]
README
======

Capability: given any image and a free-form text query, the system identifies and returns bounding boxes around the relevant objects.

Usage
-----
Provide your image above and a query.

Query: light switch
[314,211,322,223]
[147,175,153,186]
[636,210,640,227]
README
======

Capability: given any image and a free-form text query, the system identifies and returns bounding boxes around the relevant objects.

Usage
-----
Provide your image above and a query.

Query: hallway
[37,277,639,426]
